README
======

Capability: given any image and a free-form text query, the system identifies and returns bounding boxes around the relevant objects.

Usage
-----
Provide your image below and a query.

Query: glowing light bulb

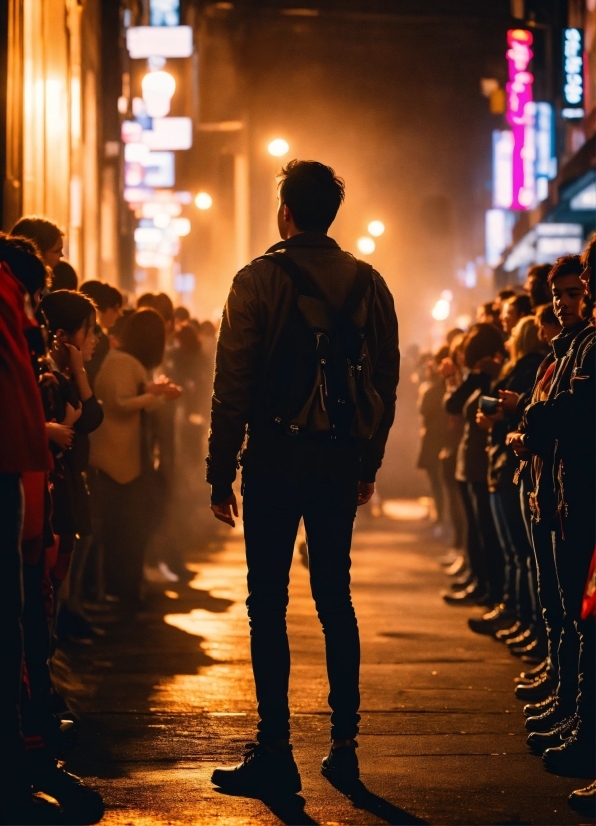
[141,70,176,117]
[268,138,289,157]
[194,192,213,210]
[368,220,385,237]
[431,299,450,321]
[357,236,376,255]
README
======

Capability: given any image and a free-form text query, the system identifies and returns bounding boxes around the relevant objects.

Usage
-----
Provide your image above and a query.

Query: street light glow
[368,220,385,237]
[431,299,450,321]
[357,236,376,255]
[171,217,191,236]
[268,138,289,157]
[194,191,213,210]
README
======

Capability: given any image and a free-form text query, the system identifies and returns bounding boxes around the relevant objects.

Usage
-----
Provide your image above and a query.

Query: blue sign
[150,0,180,26]
[562,28,584,118]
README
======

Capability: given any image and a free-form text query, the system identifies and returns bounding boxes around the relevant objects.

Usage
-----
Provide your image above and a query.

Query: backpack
[258,252,385,441]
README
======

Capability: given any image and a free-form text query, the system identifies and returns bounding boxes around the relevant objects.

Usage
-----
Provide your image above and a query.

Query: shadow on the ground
[324,776,429,825]
[216,789,319,825]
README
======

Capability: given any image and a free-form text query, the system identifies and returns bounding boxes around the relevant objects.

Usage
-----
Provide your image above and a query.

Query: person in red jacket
[0,249,55,823]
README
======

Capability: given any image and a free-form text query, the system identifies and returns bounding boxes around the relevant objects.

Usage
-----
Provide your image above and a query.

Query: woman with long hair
[89,309,180,612]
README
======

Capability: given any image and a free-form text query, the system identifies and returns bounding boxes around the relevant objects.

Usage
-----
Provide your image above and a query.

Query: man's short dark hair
[80,280,123,312]
[278,160,345,232]
[547,254,583,286]
[508,293,532,317]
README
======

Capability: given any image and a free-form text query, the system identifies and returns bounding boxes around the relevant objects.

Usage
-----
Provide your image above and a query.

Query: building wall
[3,0,102,282]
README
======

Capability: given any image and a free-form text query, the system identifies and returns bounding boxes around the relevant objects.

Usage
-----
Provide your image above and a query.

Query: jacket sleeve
[524,336,595,456]
[359,281,400,482]
[74,394,104,434]
[206,269,263,502]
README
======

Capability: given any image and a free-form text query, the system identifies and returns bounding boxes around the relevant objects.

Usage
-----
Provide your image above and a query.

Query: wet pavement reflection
[56,503,587,825]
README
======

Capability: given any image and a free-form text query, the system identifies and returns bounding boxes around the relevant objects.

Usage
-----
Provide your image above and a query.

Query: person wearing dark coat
[510,255,595,777]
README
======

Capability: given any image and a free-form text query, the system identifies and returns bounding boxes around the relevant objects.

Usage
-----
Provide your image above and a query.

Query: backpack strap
[260,252,327,301]
[261,252,372,321]
[340,260,373,321]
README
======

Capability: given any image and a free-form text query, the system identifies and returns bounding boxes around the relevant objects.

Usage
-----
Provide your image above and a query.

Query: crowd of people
[1,203,594,821]
[0,216,216,824]
[416,239,595,812]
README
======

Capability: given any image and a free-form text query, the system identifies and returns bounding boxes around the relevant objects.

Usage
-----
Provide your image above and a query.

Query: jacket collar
[551,318,592,358]
[266,232,340,254]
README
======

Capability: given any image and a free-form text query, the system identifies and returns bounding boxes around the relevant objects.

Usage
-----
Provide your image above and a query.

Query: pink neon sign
[506,29,536,210]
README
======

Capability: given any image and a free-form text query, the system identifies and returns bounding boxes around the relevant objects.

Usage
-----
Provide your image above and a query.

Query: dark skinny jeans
[242,462,360,745]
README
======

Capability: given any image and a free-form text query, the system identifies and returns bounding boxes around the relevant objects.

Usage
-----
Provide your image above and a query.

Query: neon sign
[562,29,584,118]
[506,29,536,210]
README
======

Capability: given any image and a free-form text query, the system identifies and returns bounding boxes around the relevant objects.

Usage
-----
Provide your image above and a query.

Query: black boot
[525,702,572,733]
[29,759,104,824]
[211,743,301,795]
[526,715,577,755]
[514,659,548,685]
[543,727,596,778]
[321,742,359,788]
[515,673,556,701]
[524,694,555,717]
[568,780,596,816]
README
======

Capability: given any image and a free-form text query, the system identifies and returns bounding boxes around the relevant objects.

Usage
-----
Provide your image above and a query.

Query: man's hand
[211,494,239,527]
[357,482,375,506]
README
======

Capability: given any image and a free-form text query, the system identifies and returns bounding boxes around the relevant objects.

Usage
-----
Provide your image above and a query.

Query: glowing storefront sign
[562,29,584,118]
[492,130,513,209]
[142,117,192,150]
[126,26,193,59]
[506,29,536,210]
[485,209,514,267]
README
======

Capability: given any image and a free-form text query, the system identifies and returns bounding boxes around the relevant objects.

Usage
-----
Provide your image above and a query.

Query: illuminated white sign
[142,117,192,150]
[126,26,193,59]
[485,209,514,267]
[142,151,175,188]
[562,29,584,117]
[492,130,514,209]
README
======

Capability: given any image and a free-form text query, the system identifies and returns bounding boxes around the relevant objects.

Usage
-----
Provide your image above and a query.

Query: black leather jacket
[523,319,595,524]
[206,232,400,503]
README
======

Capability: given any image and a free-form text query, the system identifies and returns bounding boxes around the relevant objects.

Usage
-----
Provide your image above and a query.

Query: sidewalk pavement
[58,505,589,825]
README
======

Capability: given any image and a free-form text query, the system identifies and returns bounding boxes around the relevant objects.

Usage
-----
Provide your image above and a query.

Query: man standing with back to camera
[207,160,400,794]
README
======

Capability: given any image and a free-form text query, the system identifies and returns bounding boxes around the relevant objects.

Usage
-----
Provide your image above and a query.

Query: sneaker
[211,743,301,795]
[321,742,360,788]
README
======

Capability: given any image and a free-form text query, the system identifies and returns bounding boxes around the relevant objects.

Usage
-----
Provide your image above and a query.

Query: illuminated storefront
[2,0,102,281]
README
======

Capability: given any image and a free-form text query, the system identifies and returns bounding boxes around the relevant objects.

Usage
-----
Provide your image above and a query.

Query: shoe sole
[211,772,302,796]
[321,765,360,786]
